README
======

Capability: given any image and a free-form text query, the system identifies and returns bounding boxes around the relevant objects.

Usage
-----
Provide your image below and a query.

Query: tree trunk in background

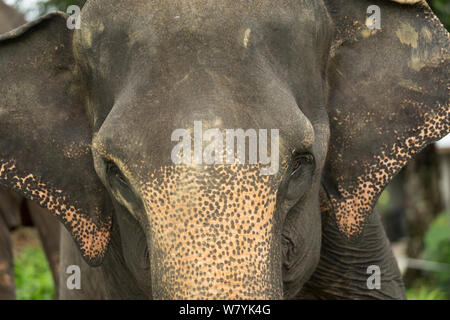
[403,145,442,283]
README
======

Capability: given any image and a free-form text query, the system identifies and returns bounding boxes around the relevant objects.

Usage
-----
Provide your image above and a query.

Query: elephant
[0,0,61,300]
[0,0,448,299]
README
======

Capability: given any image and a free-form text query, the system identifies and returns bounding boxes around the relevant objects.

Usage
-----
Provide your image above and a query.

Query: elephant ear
[0,12,111,265]
[323,0,450,238]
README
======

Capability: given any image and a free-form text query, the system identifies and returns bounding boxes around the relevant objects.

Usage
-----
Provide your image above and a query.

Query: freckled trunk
[142,165,283,299]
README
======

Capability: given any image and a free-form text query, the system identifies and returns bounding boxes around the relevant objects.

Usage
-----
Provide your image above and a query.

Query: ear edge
[0,11,68,42]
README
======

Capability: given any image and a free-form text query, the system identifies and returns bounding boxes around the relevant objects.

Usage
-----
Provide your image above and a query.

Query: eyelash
[291,153,314,176]
[106,161,129,186]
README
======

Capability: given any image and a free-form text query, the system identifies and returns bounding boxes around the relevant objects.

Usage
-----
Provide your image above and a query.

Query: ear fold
[0,13,111,265]
[322,0,449,238]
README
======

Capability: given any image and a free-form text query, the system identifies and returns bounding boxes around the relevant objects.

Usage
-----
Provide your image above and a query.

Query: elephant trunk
[141,164,283,299]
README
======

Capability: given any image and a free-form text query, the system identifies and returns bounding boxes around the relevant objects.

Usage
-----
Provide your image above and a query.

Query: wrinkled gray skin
[0,0,449,299]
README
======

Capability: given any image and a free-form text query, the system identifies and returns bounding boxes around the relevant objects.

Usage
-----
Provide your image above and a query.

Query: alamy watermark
[366,265,381,290]
[66,265,81,290]
[66,5,81,30]
[366,5,381,30]
[171,121,279,175]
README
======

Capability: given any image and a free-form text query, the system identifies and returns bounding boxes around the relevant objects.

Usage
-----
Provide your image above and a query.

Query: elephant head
[0,0,448,299]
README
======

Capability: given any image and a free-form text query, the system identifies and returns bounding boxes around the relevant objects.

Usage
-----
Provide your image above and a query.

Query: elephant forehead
[140,164,282,298]
[83,0,318,26]
[78,0,328,49]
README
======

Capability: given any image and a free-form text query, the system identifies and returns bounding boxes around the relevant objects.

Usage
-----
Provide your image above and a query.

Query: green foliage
[403,213,450,300]
[430,0,450,30]
[376,189,390,214]
[421,213,450,295]
[406,285,447,300]
[423,213,450,264]
[14,246,55,300]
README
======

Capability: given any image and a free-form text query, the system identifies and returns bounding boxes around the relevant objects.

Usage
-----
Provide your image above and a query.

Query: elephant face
[77,0,330,299]
[0,0,448,299]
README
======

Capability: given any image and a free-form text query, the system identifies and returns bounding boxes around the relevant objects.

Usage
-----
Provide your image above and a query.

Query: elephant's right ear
[321,0,449,239]
[0,12,111,265]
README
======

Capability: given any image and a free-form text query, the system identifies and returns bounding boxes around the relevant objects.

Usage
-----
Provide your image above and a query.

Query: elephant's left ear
[0,12,112,265]
[322,0,449,237]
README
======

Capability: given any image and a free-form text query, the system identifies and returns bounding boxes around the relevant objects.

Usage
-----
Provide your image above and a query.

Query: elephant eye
[106,161,129,187]
[291,153,314,177]
[285,153,315,201]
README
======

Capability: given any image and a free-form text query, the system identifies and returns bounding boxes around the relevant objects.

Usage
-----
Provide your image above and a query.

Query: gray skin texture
[0,0,448,299]
[0,1,60,300]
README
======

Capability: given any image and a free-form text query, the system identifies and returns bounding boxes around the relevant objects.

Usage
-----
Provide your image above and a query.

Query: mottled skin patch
[332,104,450,236]
[396,23,419,48]
[142,164,282,299]
[0,160,111,260]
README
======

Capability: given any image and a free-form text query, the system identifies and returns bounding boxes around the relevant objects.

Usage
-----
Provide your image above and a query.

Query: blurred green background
[5,0,450,300]
[14,247,54,300]
[406,213,450,300]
